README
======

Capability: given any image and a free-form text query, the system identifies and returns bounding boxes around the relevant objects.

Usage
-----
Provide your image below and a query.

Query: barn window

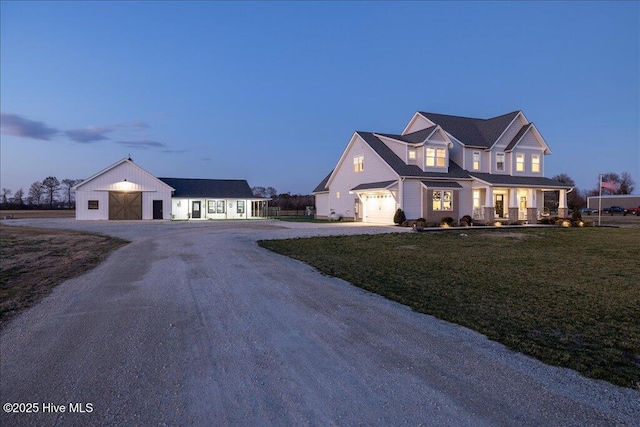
[88,200,99,209]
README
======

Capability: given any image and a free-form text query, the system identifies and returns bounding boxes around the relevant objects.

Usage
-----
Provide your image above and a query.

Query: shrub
[394,209,406,225]
[415,218,427,228]
[441,216,455,227]
[572,211,582,222]
[460,215,472,227]
[538,218,551,225]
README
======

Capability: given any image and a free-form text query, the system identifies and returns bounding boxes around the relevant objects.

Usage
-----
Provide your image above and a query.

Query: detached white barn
[73,158,174,220]
[73,158,269,220]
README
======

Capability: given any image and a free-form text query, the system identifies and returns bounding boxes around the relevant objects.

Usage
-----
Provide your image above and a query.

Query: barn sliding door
[109,192,142,220]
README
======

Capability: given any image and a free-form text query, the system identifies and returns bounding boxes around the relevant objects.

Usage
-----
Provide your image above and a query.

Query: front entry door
[153,200,163,219]
[495,194,504,218]
[192,201,201,219]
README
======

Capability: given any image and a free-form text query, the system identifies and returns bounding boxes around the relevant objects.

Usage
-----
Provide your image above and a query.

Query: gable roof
[376,126,437,144]
[418,111,520,148]
[72,157,175,192]
[158,178,255,198]
[357,132,471,179]
[312,171,333,193]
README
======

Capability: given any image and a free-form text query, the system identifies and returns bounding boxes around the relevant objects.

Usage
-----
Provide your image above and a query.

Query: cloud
[65,126,113,143]
[162,149,188,154]
[0,113,59,140]
[116,140,167,149]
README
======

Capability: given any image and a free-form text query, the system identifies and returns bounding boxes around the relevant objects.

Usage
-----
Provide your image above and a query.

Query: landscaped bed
[0,225,128,326]
[259,228,640,388]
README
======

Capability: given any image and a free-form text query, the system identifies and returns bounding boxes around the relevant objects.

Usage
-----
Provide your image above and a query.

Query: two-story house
[313,110,572,224]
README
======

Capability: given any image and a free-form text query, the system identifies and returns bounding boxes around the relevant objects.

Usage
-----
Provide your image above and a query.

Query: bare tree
[1,188,12,208]
[618,172,635,194]
[61,179,80,209]
[28,181,44,207]
[592,171,635,195]
[41,177,60,209]
[12,188,24,208]
[545,174,583,210]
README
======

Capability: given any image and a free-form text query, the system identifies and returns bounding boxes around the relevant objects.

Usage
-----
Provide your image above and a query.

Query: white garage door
[363,193,396,224]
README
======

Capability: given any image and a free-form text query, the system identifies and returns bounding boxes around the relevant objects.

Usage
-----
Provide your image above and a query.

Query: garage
[109,191,142,220]
[363,192,396,224]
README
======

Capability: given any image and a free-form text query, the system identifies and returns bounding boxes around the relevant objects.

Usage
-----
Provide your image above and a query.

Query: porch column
[483,187,494,221]
[508,188,519,221]
[527,189,537,221]
[558,189,568,218]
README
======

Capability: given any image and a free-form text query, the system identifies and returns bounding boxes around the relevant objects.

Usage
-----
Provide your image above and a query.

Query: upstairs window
[426,148,446,167]
[353,155,364,172]
[408,149,417,161]
[496,153,505,171]
[532,155,540,173]
[473,151,481,170]
[516,154,525,172]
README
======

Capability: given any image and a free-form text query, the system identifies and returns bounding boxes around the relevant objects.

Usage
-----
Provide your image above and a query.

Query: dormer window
[473,151,481,171]
[496,153,505,171]
[426,148,446,168]
[408,149,417,161]
[353,155,364,172]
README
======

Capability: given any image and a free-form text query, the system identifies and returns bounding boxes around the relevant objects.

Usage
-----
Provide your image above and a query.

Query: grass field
[1,209,75,219]
[0,225,128,326]
[259,228,640,388]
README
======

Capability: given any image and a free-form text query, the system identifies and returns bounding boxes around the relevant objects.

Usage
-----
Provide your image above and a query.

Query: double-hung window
[496,153,505,171]
[516,154,525,172]
[353,155,364,172]
[237,201,245,214]
[531,155,540,173]
[473,151,481,170]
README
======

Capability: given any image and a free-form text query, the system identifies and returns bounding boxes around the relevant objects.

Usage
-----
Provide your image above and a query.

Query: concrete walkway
[1,219,638,426]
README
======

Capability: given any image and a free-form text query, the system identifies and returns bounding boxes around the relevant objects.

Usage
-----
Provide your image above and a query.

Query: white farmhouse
[314,110,573,224]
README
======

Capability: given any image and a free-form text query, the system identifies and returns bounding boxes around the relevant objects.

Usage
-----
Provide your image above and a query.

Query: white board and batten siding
[74,159,173,220]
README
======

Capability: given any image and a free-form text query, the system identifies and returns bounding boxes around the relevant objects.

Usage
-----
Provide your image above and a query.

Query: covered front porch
[469,174,572,222]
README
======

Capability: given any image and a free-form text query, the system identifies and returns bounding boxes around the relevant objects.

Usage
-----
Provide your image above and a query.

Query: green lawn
[259,228,640,388]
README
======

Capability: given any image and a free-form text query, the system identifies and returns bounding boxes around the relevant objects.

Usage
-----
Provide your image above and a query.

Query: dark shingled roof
[312,171,332,193]
[421,181,463,188]
[158,178,255,198]
[468,173,573,188]
[357,132,472,179]
[376,126,437,144]
[418,111,520,148]
[350,180,397,191]
[504,123,533,152]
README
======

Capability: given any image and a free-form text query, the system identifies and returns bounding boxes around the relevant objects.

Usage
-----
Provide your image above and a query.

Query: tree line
[251,186,315,210]
[546,171,636,210]
[1,177,82,210]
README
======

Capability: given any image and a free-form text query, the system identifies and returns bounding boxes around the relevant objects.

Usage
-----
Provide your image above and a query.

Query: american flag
[601,177,619,192]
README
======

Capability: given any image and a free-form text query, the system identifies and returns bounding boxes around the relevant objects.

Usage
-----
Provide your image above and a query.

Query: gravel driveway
[1,219,638,426]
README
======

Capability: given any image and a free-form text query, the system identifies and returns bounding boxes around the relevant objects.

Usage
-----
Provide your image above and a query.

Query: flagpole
[598,174,602,226]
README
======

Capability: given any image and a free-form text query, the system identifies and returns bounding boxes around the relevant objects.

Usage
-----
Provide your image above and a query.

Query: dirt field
[1,210,75,219]
[0,225,127,326]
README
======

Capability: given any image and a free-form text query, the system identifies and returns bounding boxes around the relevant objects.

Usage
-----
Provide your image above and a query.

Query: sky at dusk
[1,1,638,196]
